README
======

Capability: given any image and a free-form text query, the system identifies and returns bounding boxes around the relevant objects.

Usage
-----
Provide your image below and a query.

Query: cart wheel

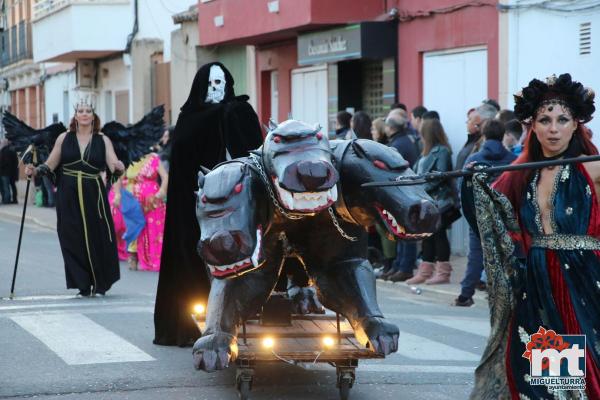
[238,380,251,400]
[236,368,254,400]
[339,377,351,400]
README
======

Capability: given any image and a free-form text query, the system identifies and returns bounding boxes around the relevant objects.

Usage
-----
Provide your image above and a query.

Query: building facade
[0,0,44,134]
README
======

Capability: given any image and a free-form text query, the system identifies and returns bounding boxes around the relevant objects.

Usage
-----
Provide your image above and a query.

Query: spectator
[335,111,353,139]
[351,111,372,139]
[495,109,516,124]
[405,119,456,285]
[391,103,407,112]
[410,105,428,132]
[454,119,516,306]
[456,103,496,170]
[371,117,387,144]
[0,139,18,204]
[482,98,500,112]
[422,110,440,121]
[503,119,524,156]
[381,109,420,281]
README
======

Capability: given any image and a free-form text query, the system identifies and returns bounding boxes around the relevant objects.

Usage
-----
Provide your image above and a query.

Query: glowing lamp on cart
[262,337,275,349]
[322,336,335,348]
[192,303,205,316]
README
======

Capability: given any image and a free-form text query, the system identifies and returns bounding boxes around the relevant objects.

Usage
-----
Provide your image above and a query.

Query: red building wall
[395,0,498,109]
[255,41,298,125]
[198,0,385,45]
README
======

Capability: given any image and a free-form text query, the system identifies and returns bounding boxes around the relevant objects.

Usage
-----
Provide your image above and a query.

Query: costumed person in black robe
[153,62,264,346]
[25,95,124,296]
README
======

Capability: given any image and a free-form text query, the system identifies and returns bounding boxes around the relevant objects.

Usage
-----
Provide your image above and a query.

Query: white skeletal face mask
[205,65,226,104]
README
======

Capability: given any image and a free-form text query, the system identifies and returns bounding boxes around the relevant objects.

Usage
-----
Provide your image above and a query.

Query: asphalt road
[0,218,490,400]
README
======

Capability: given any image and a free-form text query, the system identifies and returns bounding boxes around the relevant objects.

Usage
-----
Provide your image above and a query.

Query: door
[423,47,487,255]
[291,65,328,133]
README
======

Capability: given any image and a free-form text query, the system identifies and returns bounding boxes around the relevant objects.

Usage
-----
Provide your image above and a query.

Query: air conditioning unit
[76,60,96,88]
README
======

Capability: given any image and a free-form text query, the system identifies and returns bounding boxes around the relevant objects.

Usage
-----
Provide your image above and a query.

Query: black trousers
[421,230,450,262]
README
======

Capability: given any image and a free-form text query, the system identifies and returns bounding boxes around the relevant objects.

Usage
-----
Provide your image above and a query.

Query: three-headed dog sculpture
[194,120,440,371]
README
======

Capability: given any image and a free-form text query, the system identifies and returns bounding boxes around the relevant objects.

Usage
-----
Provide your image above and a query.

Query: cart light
[262,337,275,349]
[193,303,205,315]
[323,336,335,348]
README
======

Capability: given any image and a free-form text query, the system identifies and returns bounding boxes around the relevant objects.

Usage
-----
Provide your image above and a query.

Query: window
[580,22,591,55]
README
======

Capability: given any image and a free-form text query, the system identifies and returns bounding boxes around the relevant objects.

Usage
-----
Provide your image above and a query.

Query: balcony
[197,0,385,46]
[32,0,132,62]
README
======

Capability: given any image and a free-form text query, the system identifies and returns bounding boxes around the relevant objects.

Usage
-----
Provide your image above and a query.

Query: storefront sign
[298,25,361,65]
[298,22,396,66]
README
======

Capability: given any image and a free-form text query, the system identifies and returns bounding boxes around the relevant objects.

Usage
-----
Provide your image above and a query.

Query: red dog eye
[273,135,281,143]
[234,183,243,193]
[316,132,323,140]
[201,195,207,203]
[373,160,388,170]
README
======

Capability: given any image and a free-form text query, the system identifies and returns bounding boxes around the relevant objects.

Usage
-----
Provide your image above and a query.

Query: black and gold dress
[55,132,120,295]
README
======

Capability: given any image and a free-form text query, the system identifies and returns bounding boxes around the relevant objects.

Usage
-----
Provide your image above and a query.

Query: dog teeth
[273,179,335,211]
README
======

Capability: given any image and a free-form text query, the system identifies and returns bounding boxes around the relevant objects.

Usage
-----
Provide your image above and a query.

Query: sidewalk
[376,255,488,305]
[0,181,486,305]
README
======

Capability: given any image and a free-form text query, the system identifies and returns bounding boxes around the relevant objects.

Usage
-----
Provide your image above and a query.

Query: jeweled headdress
[73,90,96,112]
[513,73,595,124]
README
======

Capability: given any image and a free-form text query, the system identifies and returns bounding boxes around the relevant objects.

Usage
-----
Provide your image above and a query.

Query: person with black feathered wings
[24,98,125,297]
[153,62,264,347]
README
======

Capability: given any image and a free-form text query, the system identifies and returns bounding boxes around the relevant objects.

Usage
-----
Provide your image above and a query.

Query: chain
[250,154,305,220]
[328,207,358,241]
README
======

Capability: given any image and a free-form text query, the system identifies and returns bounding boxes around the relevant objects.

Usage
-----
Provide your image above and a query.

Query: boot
[128,252,138,271]
[425,261,452,285]
[405,262,434,285]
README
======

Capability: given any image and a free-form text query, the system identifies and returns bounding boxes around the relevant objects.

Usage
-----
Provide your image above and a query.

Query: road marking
[395,332,481,362]
[1,295,80,302]
[420,317,490,338]
[302,363,476,374]
[10,313,155,365]
[0,300,152,312]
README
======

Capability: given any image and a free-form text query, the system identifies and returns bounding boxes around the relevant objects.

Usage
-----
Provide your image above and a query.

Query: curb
[377,277,488,303]
[0,209,55,231]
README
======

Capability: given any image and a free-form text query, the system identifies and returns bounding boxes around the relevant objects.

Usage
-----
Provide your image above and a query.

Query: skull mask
[205,65,226,104]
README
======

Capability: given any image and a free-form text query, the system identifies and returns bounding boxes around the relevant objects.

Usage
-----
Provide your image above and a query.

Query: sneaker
[453,296,474,307]
[476,281,487,291]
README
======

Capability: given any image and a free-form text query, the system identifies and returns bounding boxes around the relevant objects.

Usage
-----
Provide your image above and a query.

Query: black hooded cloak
[153,62,263,346]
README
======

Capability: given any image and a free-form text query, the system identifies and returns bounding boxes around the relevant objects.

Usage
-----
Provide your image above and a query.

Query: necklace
[541,149,567,170]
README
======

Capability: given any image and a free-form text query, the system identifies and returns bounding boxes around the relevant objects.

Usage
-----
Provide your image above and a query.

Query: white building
[501,0,600,141]
[33,0,196,127]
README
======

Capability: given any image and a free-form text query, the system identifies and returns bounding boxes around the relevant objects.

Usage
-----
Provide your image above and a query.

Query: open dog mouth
[207,226,263,278]
[272,178,337,212]
[375,206,433,239]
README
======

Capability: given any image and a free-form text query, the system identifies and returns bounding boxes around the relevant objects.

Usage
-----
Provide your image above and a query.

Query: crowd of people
[334,99,527,308]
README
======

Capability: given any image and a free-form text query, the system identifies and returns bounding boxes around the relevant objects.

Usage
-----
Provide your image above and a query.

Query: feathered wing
[2,111,66,163]
[102,105,165,167]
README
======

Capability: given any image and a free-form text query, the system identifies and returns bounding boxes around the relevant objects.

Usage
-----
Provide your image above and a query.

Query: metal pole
[9,177,31,299]
[362,154,600,187]
[336,313,341,345]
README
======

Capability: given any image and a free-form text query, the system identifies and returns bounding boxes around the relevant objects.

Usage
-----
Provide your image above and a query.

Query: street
[0,217,489,400]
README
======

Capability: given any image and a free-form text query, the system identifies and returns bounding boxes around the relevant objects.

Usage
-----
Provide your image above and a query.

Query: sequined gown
[494,163,600,399]
[56,132,120,295]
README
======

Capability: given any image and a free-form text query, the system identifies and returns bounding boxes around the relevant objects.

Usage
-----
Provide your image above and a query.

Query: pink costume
[130,153,166,271]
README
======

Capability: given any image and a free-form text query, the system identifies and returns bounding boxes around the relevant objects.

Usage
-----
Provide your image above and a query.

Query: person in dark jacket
[334,111,353,139]
[0,139,19,204]
[455,103,497,170]
[454,119,517,306]
[381,109,420,281]
[405,119,456,285]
